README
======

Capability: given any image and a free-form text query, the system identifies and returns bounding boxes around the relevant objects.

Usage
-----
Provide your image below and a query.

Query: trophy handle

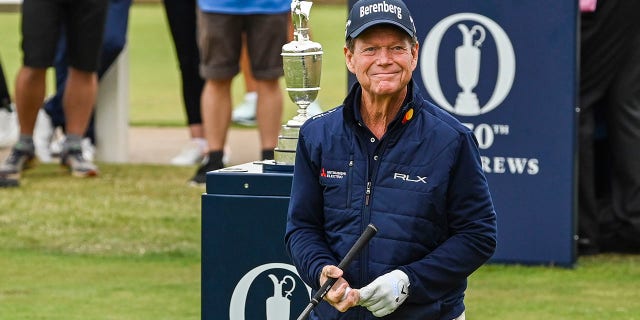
[470,25,486,47]
[291,1,313,41]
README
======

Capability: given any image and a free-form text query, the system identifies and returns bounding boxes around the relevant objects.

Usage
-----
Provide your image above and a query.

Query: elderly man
[285,0,497,319]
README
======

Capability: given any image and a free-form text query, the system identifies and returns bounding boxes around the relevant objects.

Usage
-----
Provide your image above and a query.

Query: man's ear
[411,42,419,69]
[344,46,355,73]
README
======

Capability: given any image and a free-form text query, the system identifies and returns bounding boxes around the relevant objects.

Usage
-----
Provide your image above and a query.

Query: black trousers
[0,58,10,109]
[578,0,640,252]
[162,0,204,126]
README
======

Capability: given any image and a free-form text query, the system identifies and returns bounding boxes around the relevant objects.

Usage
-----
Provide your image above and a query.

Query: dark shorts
[21,0,109,72]
[196,11,288,80]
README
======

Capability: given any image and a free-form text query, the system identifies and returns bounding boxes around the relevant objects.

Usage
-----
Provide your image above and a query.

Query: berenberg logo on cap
[360,1,403,20]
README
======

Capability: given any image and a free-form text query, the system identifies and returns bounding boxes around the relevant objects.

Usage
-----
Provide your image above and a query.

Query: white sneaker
[49,128,65,158]
[307,100,324,117]
[33,109,54,163]
[232,92,257,126]
[171,138,206,166]
[81,137,95,162]
[223,145,231,165]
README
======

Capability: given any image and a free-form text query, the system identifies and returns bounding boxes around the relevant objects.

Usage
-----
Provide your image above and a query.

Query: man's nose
[376,48,393,64]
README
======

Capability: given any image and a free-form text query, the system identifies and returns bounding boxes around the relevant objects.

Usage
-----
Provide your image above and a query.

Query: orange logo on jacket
[402,108,414,124]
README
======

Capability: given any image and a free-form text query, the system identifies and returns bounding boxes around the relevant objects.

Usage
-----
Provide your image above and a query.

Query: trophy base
[454,92,481,116]
[287,113,310,127]
[261,159,294,173]
[274,124,301,165]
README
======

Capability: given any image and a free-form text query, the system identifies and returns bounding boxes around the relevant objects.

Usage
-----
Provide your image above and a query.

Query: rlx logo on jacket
[393,172,427,183]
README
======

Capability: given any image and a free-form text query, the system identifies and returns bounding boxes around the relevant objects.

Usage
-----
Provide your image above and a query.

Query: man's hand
[357,270,410,317]
[320,265,360,312]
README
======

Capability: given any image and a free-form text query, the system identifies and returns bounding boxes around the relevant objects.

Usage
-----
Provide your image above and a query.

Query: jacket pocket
[319,158,353,209]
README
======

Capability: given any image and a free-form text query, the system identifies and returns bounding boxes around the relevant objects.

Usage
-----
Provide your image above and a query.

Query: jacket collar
[342,79,422,130]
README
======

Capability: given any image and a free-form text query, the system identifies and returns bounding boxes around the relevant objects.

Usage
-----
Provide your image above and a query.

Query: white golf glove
[358,270,409,317]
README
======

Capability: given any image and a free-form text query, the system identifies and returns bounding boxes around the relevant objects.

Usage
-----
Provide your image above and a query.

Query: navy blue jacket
[285,81,497,320]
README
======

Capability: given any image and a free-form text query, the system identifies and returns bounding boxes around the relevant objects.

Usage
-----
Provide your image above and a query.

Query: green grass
[1,4,640,320]
[468,255,640,319]
[0,164,200,257]
[0,250,200,320]
[0,164,201,319]
[1,164,639,319]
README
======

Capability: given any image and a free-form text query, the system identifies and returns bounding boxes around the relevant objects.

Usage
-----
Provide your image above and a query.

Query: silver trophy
[274,0,323,165]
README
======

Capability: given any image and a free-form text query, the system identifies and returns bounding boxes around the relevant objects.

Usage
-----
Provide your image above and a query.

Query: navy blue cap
[345,0,416,40]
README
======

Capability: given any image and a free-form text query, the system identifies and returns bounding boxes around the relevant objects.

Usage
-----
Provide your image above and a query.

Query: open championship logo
[421,13,515,116]
[229,263,311,320]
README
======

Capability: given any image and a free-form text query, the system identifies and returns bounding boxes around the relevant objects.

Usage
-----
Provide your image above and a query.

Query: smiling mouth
[372,73,399,79]
[373,70,400,75]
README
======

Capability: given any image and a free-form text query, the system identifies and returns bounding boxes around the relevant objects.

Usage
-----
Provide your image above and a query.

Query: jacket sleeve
[400,131,497,303]
[285,130,339,289]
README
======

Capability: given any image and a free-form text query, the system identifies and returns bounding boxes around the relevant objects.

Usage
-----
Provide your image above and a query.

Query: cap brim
[347,20,414,40]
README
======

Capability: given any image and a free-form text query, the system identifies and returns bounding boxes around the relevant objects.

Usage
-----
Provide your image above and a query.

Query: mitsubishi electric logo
[421,13,515,116]
[321,168,347,179]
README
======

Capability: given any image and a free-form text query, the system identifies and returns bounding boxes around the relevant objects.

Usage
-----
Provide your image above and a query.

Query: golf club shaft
[296,223,378,320]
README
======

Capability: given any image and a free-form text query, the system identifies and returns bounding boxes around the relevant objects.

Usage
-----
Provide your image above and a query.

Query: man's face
[345,25,418,97]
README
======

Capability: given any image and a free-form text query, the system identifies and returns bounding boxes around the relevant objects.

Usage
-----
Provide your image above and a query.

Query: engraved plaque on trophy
[273,0,323,166]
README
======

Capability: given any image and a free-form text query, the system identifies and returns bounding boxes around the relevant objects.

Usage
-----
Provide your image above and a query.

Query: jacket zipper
[347,156,354,208]
[361,142,372,316]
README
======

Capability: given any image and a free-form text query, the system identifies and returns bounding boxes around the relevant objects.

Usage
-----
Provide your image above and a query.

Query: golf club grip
[297,224,378,320]
[337,224,378,270]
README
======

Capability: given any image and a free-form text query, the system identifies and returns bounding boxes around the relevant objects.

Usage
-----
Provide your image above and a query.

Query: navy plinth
[201,162,310,320]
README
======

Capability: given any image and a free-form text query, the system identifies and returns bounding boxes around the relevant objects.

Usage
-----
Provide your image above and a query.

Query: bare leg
[63,68,98,136]
[14,66,47,135]
[201,79,232,152]
[255,78,283,150]
[189,123,204,139]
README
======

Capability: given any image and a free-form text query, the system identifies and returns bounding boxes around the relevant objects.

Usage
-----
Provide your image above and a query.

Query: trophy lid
[291,1,314,41]
[284,1,322,54]
[291,1,312,29]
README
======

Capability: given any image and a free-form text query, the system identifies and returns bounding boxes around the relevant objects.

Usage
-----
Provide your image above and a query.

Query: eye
[361,47,377,55]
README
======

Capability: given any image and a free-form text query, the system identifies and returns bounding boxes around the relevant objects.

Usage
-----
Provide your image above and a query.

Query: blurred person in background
[578,0,640,254]
[230,36,260,127]
[32,0,132,164]
[162,0,208,166]
[0,57,11,112]
[190,0,290,185]
[0,0,109,188]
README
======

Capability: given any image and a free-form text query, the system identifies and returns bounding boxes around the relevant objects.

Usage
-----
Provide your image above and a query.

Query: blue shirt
[198,0,291,14]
